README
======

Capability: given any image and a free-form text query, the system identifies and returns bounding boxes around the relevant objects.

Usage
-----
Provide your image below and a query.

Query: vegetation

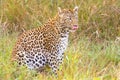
[0,0,120,80]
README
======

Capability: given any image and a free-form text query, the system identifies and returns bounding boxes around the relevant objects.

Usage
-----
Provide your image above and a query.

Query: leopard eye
[66,17,72,22]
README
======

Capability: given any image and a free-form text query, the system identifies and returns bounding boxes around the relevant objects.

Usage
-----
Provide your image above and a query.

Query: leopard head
[58,6,79,32]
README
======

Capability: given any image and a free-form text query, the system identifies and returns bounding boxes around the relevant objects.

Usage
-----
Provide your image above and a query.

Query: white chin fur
[69,30,76,32]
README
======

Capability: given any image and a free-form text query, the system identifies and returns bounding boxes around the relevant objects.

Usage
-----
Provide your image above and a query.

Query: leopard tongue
[72,25,78,30]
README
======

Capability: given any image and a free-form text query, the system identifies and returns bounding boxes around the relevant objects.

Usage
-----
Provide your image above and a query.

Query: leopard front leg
[47,56,59,75]
[57,52,64,67]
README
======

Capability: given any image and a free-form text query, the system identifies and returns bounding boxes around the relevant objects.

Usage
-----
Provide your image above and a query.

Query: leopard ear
[73,6,78,13]
[58,7,62,15]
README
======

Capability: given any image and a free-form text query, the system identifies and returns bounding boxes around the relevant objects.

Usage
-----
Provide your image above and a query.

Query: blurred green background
[0,0,120,41]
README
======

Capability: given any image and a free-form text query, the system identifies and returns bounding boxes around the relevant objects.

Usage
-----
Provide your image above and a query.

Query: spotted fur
[12,7,79,75]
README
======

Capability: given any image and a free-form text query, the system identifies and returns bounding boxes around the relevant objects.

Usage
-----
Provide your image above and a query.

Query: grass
[0,0,120,80]
[0,34,120,80]
[0,0,120,40]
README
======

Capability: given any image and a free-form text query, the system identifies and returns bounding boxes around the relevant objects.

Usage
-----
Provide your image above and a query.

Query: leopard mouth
[69,25,78,32]
[72,25,78,30]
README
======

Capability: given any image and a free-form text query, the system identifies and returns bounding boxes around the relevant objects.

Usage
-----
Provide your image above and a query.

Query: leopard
[11,6,79,75]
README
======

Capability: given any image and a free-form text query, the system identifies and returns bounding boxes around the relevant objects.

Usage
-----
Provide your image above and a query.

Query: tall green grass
[0,0,120,40]
[0,34,120,80]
